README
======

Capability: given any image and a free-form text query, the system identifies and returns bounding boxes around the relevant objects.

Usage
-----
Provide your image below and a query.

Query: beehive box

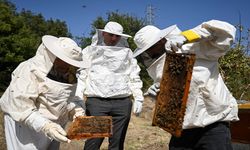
[67,116,112,140]
[152,52,196,137]
[231,102,250,144]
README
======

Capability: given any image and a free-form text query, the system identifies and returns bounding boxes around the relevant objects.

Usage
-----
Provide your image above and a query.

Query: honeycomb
[67,116,112,140]
[152,52,196,137]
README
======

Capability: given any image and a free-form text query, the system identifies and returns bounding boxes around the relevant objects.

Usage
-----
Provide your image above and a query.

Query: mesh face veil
[146,53,166,83]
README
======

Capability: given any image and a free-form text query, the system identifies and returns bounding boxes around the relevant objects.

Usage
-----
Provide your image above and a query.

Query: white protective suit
[147,20,239,129]
[0,43,84,149]
[76,29,144,105]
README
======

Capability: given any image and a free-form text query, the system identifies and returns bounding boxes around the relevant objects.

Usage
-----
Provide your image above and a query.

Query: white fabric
[69,107,85,121]
[73,107,85,119]
[0,41,85,149]
[99,21,131,38]
[146,53,166,83]
[77,46,143,101]
[180,20,239,129]
[135,20,239,129]
[133,100,143,114]
[4,114,57,150]
[166,34,187,52]
[24,111,50,132]
[91,29,130,48]
[133,25,177,57]
[144,82,160,97]
[42,35,90,68]
[41,122,70,143]
[76,30,144,104]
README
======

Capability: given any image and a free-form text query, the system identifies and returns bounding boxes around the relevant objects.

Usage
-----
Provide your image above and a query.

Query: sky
[10,0,250,38]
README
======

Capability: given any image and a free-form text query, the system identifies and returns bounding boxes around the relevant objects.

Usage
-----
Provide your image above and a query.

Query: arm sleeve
[67,69,87,113]
[75,69,87,98]
[200,19,236,48]
[71,46,91,110]
[127,50,144,102]
[0,62,39,121]
[24,111,50,132]
[181,20,236,59]
[0,62,50,132]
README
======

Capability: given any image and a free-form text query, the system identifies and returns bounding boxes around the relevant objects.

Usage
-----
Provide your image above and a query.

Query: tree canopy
[0,0,249,100]
[0,0,70,91]
[219,45,250,100]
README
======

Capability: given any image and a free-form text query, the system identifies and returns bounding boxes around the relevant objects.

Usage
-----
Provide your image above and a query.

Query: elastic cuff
[181,30,201,42]
[135,98,144,102]
[24,111,49,132]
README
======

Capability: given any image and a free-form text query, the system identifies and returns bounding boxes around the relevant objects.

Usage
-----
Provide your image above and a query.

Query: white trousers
[4,114,60,150]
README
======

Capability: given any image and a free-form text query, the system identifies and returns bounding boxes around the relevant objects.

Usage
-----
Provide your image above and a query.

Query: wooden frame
[231,103,250,144]
[152,52,196,137]
[67,116,112,140]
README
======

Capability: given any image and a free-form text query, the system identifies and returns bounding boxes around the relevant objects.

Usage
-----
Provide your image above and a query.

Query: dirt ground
[0,97,171,150]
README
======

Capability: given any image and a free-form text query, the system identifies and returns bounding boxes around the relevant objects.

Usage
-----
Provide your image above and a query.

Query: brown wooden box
[231,103,250,144]
[67,116,112,140]
[152,52,196,137]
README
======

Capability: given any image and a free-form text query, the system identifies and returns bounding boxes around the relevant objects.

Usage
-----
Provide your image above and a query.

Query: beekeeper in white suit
[76,21,144,150]
[133,20,239,150]
[0,35,90,150]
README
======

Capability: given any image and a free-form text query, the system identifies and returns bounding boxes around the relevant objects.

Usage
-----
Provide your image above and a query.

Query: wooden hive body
[231,103,250,144]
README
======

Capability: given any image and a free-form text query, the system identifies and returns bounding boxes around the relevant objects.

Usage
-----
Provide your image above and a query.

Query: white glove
[42,122,71,143]
[69,107,85,121]
[166,34,187,52]
[144,82,160,97]
[133,100,143,115]
[73,107,85,119]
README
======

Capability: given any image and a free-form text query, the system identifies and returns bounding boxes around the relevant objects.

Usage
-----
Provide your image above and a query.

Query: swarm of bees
[152,52,196,137]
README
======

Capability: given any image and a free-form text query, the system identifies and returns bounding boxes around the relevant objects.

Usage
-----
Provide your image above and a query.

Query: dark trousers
[169,122,233,150]
[84,97,132,150]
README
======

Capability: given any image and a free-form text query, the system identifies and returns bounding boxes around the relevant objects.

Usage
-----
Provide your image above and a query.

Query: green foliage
[79,12,145,48]
[219,45,250,100]
[1,0,249,99]
[0,0,71,91]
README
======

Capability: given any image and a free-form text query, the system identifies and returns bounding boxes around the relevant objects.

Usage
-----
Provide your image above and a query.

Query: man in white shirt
[76,21,144,150]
